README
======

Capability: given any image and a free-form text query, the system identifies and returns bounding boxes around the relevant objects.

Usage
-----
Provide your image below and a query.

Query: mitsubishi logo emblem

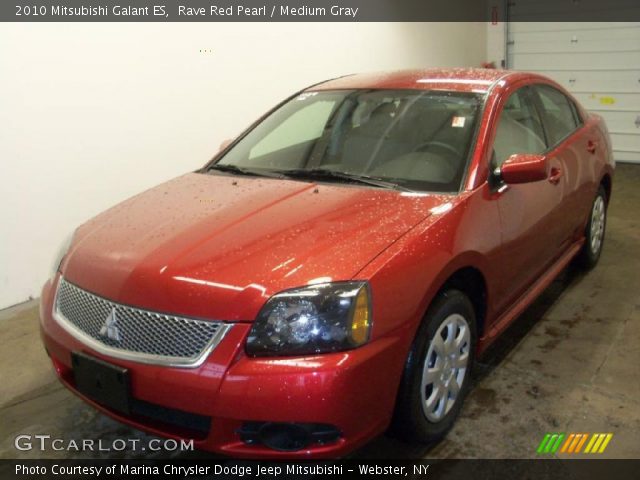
[99,307,122,342]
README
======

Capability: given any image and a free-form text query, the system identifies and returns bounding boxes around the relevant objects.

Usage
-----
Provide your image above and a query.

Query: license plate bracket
[72,352,131,414]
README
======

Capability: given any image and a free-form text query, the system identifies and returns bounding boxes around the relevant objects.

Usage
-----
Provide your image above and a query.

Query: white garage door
[507,17,640,163]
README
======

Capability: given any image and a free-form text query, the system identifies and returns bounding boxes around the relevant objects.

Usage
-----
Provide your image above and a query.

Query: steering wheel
[413,141,460,158]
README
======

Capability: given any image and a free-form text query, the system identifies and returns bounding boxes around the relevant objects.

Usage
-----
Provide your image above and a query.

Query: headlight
[246,281,372,356]
[50,230,75,278]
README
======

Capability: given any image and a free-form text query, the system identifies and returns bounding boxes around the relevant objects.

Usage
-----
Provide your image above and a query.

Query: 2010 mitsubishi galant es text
[40,68,614,458]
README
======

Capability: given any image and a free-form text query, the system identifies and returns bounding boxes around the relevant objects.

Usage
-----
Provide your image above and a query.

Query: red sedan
[40,68,614,458]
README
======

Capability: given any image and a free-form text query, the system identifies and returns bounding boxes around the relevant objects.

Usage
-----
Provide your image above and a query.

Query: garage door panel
[608,133,640,153]
[509,22,640,34]
[510,10,640,22]
[529,70,640,93]
[573,93,640,111]
[508,25,640,44]
[509,51,640,71]
[614,151,640,162]
[510,40,640,55]
[589,111,640,135]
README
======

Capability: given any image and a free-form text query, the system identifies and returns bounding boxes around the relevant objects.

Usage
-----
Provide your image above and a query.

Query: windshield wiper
[208,164,285,179]
[277,168,413,192]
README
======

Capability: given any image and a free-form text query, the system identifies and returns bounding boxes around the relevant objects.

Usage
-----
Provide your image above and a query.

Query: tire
[575,185,607,270]
[391,289,476,443]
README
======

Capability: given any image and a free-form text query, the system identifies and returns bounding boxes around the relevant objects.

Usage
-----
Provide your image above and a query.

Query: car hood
[63,172,452,321]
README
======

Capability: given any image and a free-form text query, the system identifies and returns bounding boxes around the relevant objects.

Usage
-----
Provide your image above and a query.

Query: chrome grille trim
[53,277,232,368]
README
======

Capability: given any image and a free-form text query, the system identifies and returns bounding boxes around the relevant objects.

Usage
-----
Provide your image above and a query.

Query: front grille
[54,278,231,367]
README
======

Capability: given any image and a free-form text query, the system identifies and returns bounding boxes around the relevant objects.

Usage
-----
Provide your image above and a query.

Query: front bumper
[39,276,407,458]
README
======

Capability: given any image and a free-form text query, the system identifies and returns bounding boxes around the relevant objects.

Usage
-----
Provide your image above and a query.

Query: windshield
[211,89,483,192]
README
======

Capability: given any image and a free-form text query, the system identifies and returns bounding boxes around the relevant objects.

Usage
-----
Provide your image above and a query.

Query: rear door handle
[549,167,562,185]
[587,140,598,154]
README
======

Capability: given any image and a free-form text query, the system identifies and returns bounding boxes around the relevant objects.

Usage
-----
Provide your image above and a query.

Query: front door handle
[587,140,598,154]
[549,167,562,185]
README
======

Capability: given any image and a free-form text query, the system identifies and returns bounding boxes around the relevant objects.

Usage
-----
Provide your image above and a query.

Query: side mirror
[500,153,548,184]
[219,138,233,152]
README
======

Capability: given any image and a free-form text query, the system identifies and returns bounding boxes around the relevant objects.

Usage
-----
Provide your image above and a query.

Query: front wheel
[575,185,607,269]
[391,289,476,443]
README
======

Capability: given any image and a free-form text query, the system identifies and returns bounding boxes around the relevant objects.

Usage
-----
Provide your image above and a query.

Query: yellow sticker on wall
[599,96,616,105]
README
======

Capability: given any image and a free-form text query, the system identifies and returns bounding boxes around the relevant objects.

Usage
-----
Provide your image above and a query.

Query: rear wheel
[392,289,476,442]
[575,185,607,269]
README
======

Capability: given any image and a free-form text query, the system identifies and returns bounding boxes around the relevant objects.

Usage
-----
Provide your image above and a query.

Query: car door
[531,84,592,247]
[489,85,566,317]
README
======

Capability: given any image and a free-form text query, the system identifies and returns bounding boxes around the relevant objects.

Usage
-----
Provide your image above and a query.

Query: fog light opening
[238,422,341,452]
[259,423,310,452]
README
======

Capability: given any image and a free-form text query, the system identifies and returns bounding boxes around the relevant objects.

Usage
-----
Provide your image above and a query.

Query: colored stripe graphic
[568,433,586,453]
[575,433,589,453]
[598,433,613,453]
[537,433,551,454]
[585,433,614,454]
[550,434,565,453]
[537,433,565,454]
[538,433,613,454]
[560,433,575,453]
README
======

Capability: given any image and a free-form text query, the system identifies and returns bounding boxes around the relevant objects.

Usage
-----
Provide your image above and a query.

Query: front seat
[341,103,408,173]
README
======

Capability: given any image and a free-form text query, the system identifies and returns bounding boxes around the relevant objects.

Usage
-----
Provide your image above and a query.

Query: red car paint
[40,68,614,458]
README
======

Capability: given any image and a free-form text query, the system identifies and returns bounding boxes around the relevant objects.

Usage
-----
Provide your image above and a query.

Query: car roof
[309,68,518,94]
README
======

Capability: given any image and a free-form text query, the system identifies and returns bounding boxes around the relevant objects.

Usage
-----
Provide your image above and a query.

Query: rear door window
[534,85,580,146]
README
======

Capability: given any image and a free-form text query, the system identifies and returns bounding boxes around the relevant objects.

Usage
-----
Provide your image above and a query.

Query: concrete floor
[1,164,639,460]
